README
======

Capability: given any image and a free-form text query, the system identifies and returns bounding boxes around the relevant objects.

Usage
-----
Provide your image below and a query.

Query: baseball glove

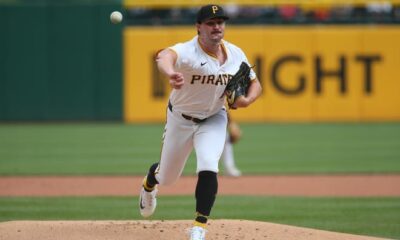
[225,62,252,109]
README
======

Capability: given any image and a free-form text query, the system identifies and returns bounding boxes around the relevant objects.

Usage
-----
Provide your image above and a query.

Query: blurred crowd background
[126,2,400,25]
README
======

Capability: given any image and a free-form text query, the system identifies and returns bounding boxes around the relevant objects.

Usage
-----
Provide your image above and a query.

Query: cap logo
[212,6,218,14]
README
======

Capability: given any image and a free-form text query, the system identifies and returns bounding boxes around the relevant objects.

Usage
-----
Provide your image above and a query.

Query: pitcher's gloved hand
[225,62,252,109]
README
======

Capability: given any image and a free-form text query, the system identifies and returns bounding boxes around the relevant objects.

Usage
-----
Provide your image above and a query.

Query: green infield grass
[0,196,399,239]
[0,123,399,175]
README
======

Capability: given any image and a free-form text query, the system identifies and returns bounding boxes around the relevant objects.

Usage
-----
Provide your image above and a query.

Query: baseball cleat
[189,226,206,240]
[139,186,158,218]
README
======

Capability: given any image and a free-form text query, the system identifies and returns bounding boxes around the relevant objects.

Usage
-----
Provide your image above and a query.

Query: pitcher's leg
[194,109,228,173]
[156,115,194,185]
[140,110,194,218]
[192,109,227,227]
[194,171,218,225]
[145,109,195,187]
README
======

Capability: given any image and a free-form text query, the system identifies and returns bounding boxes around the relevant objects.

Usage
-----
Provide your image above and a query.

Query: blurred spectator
[238,6,264,19]
[313,7,330,22]
[330,5,354,23]
[279,5,299,21]
[367,1,392,22]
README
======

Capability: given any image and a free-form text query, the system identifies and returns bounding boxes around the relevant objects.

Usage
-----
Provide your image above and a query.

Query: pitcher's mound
[0,220,387,240]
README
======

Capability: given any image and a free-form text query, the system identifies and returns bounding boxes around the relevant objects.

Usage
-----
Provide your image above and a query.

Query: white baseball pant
[155,107,228,186]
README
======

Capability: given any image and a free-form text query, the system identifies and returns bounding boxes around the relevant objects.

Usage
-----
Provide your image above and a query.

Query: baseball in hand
[110,11,123,24]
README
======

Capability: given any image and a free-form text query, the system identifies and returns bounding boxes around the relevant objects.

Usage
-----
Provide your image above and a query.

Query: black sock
[144,163,159,191]
[195,171,218,218]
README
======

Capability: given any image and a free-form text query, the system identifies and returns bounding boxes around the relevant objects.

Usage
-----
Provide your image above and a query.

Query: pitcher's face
[197,18,225,44]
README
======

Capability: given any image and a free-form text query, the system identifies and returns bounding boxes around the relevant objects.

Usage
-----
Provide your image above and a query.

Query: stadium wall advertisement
[124,26,400,122]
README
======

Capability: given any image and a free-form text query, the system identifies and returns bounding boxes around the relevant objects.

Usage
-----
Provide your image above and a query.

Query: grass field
[0,123,400,239]
[0,123,399,175]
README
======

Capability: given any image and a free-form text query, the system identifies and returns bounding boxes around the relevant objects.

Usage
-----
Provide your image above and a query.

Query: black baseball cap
[196,4,229,23]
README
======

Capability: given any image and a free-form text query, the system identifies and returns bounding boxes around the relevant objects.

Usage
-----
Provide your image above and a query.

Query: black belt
[168,101,207,124]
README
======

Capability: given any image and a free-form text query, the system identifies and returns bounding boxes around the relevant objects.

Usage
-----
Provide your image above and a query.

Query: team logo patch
[212,6,218,14]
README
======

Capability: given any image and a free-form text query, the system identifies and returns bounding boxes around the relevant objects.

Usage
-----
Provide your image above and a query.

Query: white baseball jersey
[169,35,257,119]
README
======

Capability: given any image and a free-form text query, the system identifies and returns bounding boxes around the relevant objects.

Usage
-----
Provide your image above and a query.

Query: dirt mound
[0,220,388,240]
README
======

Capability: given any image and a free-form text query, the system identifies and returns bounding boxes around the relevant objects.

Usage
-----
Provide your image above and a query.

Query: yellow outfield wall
[124,25,400,123]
